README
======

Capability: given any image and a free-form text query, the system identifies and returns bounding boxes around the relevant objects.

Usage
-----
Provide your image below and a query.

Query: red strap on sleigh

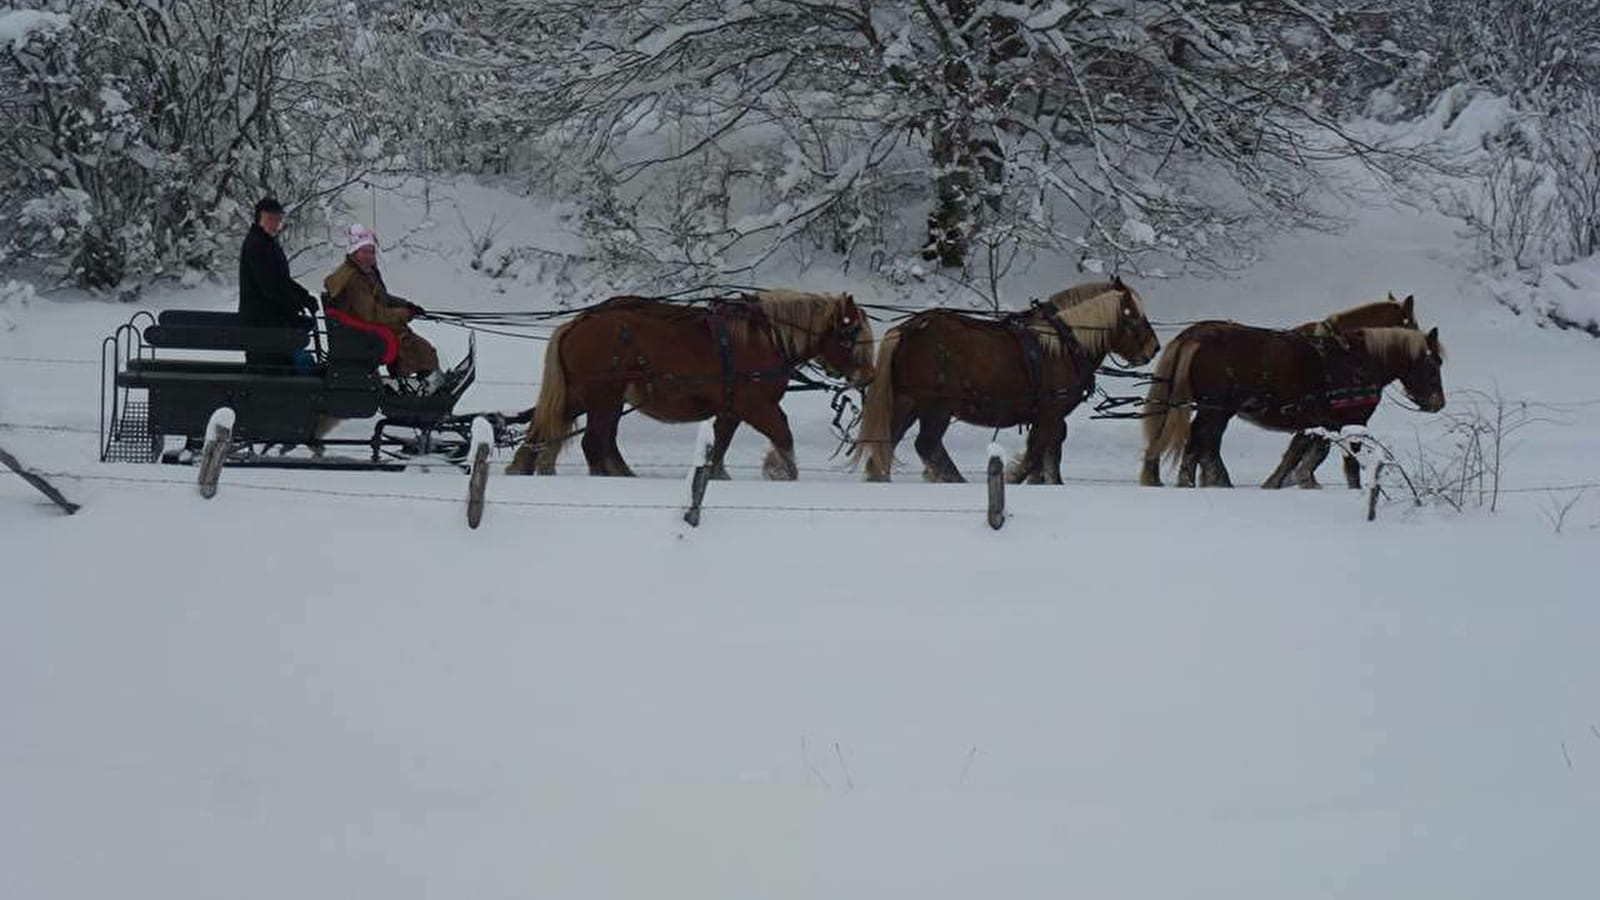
[324,306,399,366]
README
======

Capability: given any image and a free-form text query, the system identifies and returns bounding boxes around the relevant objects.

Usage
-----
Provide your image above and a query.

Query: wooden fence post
[986,442,1006,530]
[466,416,493,529]
[684,420,715,527]
[0,443,80,514]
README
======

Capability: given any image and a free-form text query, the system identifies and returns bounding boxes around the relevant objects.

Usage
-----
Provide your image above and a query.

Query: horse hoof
[762,452,797,481]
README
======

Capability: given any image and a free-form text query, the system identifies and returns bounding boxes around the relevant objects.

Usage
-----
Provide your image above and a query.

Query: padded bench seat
[142,323,310,355]
[143,307,386,368]
[119,361,324,390]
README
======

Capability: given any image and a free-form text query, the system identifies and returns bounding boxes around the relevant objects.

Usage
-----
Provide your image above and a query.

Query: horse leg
[1192,409,1234,488]
[602,424,635,477]
[1291,435,1331,490]
[533,420,565,474]
[1342,440,1364,489]
[514,402,581,476]
[708,413,740,480]
[1263,433,1313,489]
[1176,438,1201,488]
[1139,458,1162,487]
[1007,427,1045,485]
[580,424,610,476]
[1044,419,1067,485]
[580,392,631,477]
[1010,422,1061,485]
[913,411,964,483]
[507,441,541,476]
[740,402,798,481]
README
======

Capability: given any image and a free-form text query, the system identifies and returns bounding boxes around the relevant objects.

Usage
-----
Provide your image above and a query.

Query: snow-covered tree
[0,0,382,288]
[474,0,1416,287]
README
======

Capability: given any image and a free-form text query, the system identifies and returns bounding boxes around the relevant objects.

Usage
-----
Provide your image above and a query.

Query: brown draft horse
[1139,323,1446,488]
[1273,293,1420,489]
[853,279,1161,484]
[506,290,875,479]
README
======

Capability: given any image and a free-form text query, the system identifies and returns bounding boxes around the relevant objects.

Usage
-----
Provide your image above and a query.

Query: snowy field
[3,172,1598,898]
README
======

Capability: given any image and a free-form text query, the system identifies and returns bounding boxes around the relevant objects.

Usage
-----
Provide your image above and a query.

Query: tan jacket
[324,257,412,327]
[323,256,439,376]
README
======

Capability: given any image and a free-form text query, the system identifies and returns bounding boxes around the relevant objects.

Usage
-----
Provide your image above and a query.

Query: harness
[705,302,789,407]
[1327,384,1382,410]
[606,299,795,412]
[998,301,1097,412]
[1219,330,1383,419]
[1003,318,1047,409]
[1034,301,1096,404]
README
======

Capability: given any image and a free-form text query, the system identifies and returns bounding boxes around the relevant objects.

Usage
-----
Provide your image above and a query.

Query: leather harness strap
[1034,301,1096,404]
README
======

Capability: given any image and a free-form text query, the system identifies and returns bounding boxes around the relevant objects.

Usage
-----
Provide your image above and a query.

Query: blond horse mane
[1361,326,1444,365]
[726,289,874,370]
[1034,285,1143,359]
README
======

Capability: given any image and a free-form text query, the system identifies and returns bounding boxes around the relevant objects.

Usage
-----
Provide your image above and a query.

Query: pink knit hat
[346,224,377,255]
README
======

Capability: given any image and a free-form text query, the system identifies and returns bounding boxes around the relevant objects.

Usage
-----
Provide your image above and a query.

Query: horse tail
[510,318,578,474]
[1141,334,1199,468]
[851,326,903,479]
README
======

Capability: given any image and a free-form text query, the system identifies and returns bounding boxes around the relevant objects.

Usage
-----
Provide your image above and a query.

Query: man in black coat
[238,196,317,366]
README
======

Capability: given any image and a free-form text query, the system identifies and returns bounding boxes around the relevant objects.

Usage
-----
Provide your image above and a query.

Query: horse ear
[1403,295,1414,315]
[1112,273,1125,289]
[1387,291,1397,302]
[1426,326,1438,346]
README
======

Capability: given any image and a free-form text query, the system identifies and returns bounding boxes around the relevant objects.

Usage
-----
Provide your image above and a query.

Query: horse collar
[1035,302,1095,402]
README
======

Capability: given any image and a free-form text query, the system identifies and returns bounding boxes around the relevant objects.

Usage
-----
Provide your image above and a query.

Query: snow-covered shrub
[1540,94,1600,264]
[1378,0,1600,118]
[0,279,39,332]
[1440,85,1599,284]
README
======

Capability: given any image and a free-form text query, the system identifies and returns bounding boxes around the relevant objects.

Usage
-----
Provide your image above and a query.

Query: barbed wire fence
[4,355,1597,528]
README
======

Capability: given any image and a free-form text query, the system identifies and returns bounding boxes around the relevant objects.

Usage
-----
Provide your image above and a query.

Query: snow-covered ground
[3,164,1597,898]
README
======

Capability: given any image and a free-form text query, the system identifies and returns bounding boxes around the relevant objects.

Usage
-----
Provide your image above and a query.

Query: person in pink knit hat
[324,224,442,390]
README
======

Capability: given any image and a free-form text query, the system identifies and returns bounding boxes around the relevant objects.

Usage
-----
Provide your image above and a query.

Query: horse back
[1178,321,1329,402]
[889,308,1083,427]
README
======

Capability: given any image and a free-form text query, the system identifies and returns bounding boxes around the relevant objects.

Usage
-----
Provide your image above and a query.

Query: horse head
[1396,326,1447,412]
[1110,283,1161,366]
[810,293,876,387]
